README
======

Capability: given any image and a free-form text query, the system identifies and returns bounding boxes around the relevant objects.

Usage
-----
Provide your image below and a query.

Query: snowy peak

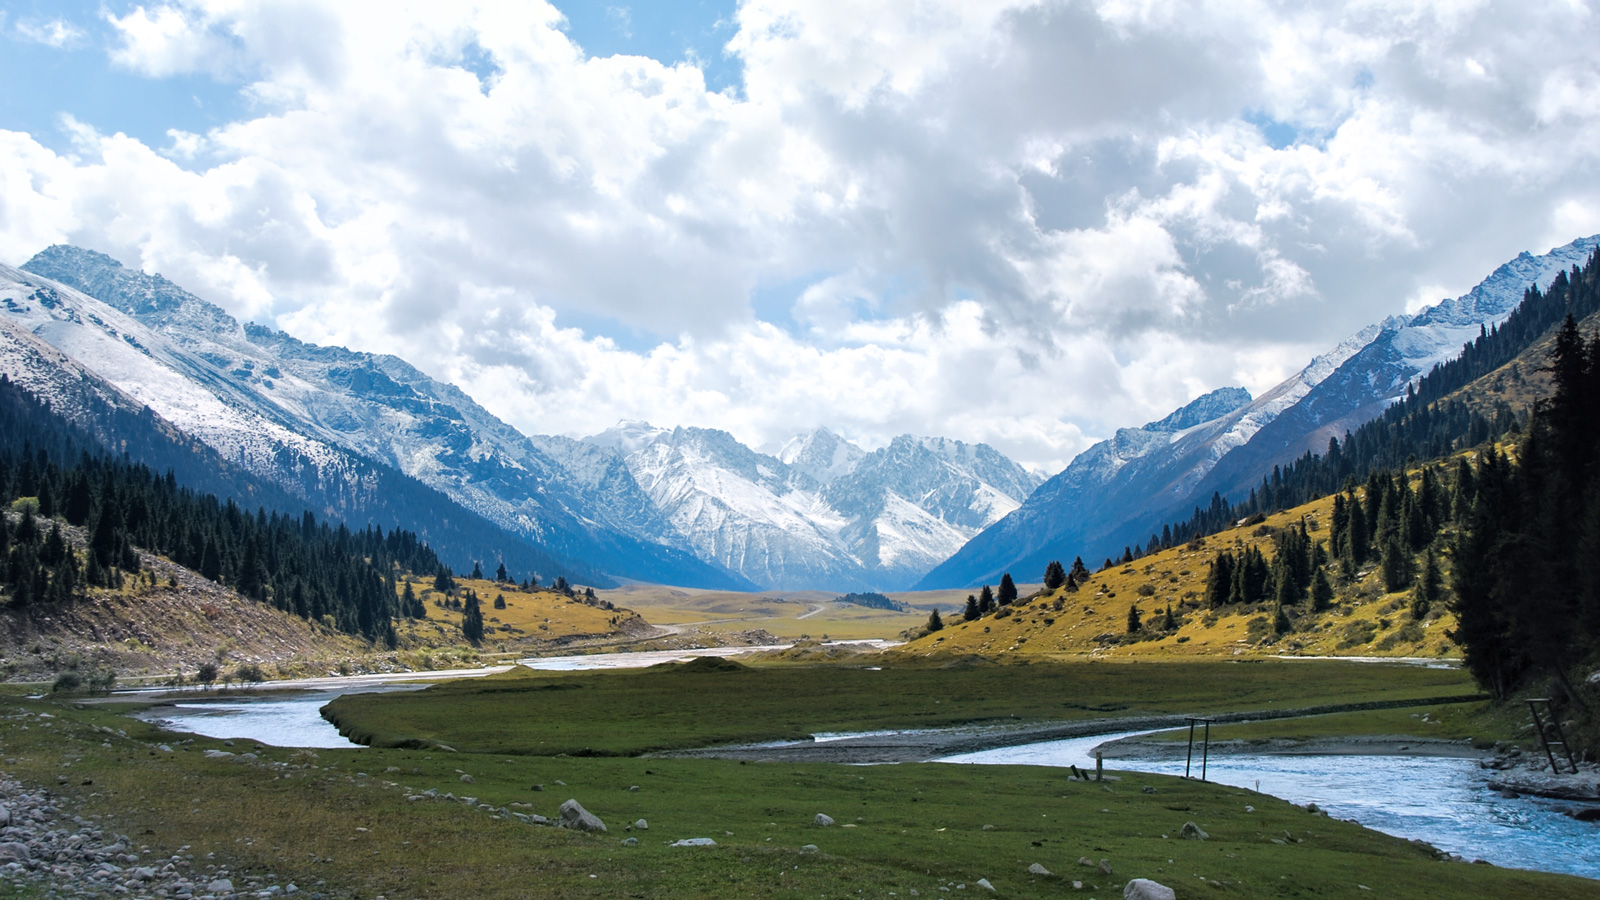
[585,420,673,456]
[1143,387,1252,433]
[778,427,866,484]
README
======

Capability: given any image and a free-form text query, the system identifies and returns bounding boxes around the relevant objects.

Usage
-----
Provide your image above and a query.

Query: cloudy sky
[1,0,1598,471]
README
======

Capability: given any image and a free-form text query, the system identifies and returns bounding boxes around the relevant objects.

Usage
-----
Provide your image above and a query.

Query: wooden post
[1185,719,1197,779]
[1095,751,1103,781]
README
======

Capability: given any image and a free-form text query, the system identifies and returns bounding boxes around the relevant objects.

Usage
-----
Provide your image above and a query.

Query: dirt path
[650,694,1488,764]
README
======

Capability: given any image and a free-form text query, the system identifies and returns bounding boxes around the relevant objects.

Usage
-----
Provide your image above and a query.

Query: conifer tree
[977,585,995,615]
[926,609,943,632]
[462,591,485,644]
[1412,550,1441,620]
[1310,567,1335,612]
[496,561,508,583]
[1126,604,1141,633]
[963,594,979,621]
[471,560,483,580]
[1043,560,1066,590]
[494,593,506,610]
[997,573,1017,606]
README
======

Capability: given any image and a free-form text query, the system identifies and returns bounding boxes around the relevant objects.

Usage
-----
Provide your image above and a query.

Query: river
[132,649,1597,882]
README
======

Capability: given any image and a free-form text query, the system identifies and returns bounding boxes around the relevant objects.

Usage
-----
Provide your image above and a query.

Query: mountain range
[916,233,1600,588]
[1,247,1040,591]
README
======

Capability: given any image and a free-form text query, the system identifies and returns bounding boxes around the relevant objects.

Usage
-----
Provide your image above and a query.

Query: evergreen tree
[997,573,1018,606]
[1412,550,1441,620]
[434,565,455,594]
[1161,604,1176,631]
[496,561,509,583]
[1204,552,1234,608]
[977,585,995,615]
[1310,567,1335,612]
[1380,535,1412,593]
[1043,560,1066,590]
[1273,602,1292,634]
[494,593,506,610]
[963,594,979,621]
[461,592,485,644]
[926,609,943,632]
[471,560,483,580]
[1126,604,1141,633]
[1069,557,1091,585]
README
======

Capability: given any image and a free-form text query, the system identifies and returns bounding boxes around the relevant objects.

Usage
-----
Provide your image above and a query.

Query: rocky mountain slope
[12,247,746,589]
[586,423,1042,590]
[919,234,1600,589]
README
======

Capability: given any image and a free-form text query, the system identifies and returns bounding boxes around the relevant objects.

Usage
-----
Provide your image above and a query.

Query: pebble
[0,770,260,899]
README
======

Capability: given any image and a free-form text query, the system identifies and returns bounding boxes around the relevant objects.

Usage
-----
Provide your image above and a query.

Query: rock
[976,878,995,891]
[558,800,607,833]
[669,838,718,847]
[0,842,30,862]
[1097,858,1113,875]
[133,867,157,880]
[1124,878,1177,900]
[1572,807,1600,822]
[531,784,543,791]
[621,838,639,847]
[1180,821,1208,840]
[1142,786,1158,794]
[1027,863,1051,876]
[799,844,819,853]
[814,813,835,827]
[628,785,640,792]
[203,750,234,759]
[0,805,8,827]
[208,878,235,894]
[634,819,648,830]
[459,774,475,784]
[981,824,995,831]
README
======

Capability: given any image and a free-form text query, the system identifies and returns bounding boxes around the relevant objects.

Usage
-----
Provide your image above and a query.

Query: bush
[50,671,83,693]
[1136,583,1157,597]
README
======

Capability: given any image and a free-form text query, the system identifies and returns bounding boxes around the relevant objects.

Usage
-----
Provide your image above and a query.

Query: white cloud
[1,0,1599,471]
[14,17,87,49]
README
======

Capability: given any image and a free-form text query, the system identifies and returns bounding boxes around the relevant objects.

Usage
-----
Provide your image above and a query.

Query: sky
[1,1,1598,473]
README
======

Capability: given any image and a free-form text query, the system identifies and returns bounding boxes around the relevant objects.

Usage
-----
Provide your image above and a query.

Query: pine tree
[496,561,509,583]
[1380,535,1411,593]
[1069,557,1091,585]
[1162,604,1176,631]
[1412,550,1441,620]
[926,609,943,632]
[462,592,485,644]
[977,585,995,615]
[1043,560,1066,590]
[1310,567,1335,612]
[997,573,1017,606]
[471,560,483,580]
[434,565,455,594]
[1273,602,1292,634]
[494,593,506,610]
[1126,604,1141,633]
[963,594,979,621]
[1204,552,1234,608]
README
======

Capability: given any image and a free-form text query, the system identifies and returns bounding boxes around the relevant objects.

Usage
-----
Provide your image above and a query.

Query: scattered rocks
[1027,863,1051,876]
[208,878,235,894]
[558,799,607,833]
[1180,821,1209,840]
[814,813,835,826]
[1123,878,1177,900]
[202,749,234,759]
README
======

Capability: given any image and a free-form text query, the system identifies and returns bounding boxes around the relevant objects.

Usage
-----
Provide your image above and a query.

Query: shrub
[50,671,83,694]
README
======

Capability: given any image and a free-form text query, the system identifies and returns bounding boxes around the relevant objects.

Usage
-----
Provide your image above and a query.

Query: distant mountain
[10,247,746,589]
[585,423,1043,590]
[918,234,1600,589]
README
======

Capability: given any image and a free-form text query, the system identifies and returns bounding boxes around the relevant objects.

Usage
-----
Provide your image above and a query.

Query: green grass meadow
[0,658,1592,900]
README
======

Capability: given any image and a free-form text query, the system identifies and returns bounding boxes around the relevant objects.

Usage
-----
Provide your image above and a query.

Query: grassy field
[1133,701,1501,745]
[323,656,1482,756]
[2,668,1592,900]
[594,584,978,641]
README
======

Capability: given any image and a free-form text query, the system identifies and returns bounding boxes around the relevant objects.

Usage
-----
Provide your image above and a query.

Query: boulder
[1027,863,1052,876]
[634,819,649,830]
[621,838,639,847]
[1180,821,1209,840]
[1124,878,1177,900]
[814,813,835,827]
[459,774,475,784]
[976,878,996,891]
[0,805,9,827]
[800,844,819,853]
[1097,859,1113,875]
[207,878,235,894]
[558,800,607,833]
[0,842,30,862]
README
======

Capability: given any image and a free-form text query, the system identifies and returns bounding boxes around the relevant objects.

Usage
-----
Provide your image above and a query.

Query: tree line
[0,375,448,647]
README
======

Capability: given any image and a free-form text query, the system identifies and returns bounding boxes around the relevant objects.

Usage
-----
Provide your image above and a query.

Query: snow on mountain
[778,427,866,485]
[586,423,1042,590]
[14,246,747,590]
[918,234,1600,589]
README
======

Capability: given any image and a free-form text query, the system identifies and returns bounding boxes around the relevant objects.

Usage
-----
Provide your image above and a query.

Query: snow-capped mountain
[11,247,748,590]
[918,234,1600,589]
[585,423,1043,590]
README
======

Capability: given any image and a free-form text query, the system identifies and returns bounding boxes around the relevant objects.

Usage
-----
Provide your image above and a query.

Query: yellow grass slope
[898,489,1461,662]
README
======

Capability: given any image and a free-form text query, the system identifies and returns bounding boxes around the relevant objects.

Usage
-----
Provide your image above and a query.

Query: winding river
[133,649,1598,882]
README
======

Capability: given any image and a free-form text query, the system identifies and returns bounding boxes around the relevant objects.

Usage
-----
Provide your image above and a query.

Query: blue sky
[0,1,1597,469]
